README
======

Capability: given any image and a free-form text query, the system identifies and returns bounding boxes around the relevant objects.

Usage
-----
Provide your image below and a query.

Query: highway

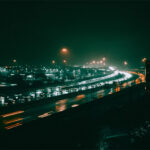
[0,71,145,131]
[0,69,131,106]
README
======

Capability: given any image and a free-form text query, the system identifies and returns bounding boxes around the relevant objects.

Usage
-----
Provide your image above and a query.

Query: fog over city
[0,0,150,150]
[0,0,150,67]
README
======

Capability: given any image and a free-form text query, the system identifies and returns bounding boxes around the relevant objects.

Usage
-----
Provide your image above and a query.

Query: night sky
[0,0,150,66]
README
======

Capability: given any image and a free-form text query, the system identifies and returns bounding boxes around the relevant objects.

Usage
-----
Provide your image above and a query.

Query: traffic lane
[1,75,142,130]
[2,88,110,127]
[28,79,139,120]
[3,96,88,126]
[0,87,125,127]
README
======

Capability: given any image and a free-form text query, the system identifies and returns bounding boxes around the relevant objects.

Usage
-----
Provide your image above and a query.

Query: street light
[92,60,96,64]
[13,59,16,63]
[100,60,103,64]
[60,48,69,65]
[102,57,106,61]
[124,61,128,66]
[142,58,147,63]
[63,59,67,64]
[52,60,55,64]
[61,48,69,55]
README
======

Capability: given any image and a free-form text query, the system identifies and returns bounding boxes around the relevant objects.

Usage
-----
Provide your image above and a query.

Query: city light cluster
[0,66,134,107]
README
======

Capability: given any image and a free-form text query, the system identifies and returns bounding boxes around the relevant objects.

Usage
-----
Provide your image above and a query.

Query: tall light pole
[60,48,69,65]
[142,58,147,81]
[12,59,17,66]
[142,58,147,63]
[145,60,150,94]
[102,57,106,66]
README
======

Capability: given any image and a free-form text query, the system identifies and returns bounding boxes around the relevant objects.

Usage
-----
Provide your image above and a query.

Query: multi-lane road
[0,69,131,106]
[0,70,145,131]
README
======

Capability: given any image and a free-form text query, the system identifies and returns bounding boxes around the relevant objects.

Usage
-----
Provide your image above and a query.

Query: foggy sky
[0,0,150,66]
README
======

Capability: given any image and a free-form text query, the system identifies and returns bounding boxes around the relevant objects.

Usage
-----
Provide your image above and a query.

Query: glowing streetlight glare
[100,60,103,64]
[13,59,16,63]
[63,59,67,63]
[61,48,68,55]
[102,57,106,61]
[124,61,128,65]
[92,60,96,64]
[142,58,147,63]
[52,60,55,64]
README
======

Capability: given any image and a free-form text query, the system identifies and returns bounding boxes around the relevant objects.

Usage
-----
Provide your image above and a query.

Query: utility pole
[145,60,150,94]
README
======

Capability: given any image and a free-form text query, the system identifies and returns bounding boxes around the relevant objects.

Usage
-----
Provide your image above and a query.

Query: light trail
[3,118,24,125]
[1,70,142,130]
[5,122,22,130]
[38,112,52,118]
[112,71,132,83]
[74,71,119,86]
[1,111,24,118]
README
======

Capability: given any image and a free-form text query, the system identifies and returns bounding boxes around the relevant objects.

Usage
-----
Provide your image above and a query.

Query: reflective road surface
[0,71,145,130]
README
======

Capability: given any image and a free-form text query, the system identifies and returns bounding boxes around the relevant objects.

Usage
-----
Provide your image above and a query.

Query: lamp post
[61,48,69,55]
[141,58,147,83]
[124,61,128,66]
[142,58,147,63]
[52,60,55,64]
[63,59,67,64]
[13,59,16,63]
[12,59,17,67]
[102,57,106,61]
[92,60,96,64]
[60,48,69,65]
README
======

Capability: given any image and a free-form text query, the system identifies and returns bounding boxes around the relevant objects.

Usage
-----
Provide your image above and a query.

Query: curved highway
[0,70,145,130]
